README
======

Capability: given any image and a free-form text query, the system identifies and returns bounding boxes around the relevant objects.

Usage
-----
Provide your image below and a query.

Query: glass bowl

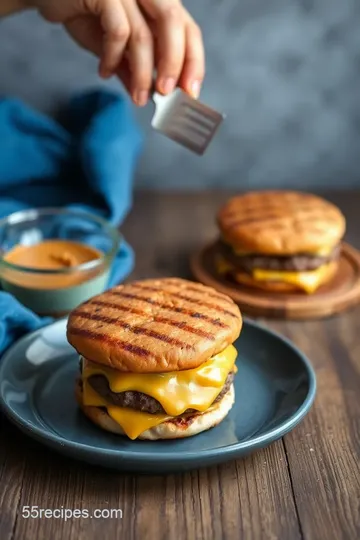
[0,208,120,316]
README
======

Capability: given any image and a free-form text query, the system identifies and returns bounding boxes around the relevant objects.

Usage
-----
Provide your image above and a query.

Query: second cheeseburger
[216,191,345,294]
[67,278,242,440]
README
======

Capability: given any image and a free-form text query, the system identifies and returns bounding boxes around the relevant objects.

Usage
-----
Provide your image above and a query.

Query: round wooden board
[190,242,360,319]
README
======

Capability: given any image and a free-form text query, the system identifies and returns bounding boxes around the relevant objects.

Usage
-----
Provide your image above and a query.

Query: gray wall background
[0,0,359,189]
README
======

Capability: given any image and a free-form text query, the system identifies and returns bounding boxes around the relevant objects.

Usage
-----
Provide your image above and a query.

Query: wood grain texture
[282,316,360,540]
[0,419,25,539]
[1,190,360,540]
[191,242,360,319]
[2,438,301,540]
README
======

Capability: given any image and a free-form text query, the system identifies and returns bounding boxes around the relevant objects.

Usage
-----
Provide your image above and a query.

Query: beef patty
[219,241,340,273]
[87,371,235,415]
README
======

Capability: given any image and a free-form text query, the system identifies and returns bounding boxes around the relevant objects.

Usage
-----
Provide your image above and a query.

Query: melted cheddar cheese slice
[82,380,170,440]
[216,255,335,294]
[81,345,238,439]
[107,408,170,439]
[83,344,237,416]
[253,262,336,294]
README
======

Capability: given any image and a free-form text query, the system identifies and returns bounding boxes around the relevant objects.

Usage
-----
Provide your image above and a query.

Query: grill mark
[92,299,147,313]
[73,310,193,350]
[131,284,162,293]
[108,292,231,327]
[89,300,217,340]
[224,206,284,219]
[154,317,215,340]
[185,285,234,305]
[226,209,329,230]
[224,202,326,215]
[68,327,151,358]
[227,214,283,229]
[134,282,235,306]
[224,196,319,210]
[171,293,238,318]
[128,285,238,319]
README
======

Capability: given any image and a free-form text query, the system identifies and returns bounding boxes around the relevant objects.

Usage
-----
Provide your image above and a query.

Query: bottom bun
[76,379,235,440]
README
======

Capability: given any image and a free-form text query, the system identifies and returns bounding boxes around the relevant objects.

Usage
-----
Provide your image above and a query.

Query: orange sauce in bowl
[2,240,103,289]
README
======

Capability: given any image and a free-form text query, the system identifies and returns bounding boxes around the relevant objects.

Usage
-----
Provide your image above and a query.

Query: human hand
[27,0,205,106]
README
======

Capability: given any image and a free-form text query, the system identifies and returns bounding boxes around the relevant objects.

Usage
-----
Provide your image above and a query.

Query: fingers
[97,0,154,106]
[179,18,205,98]
[116,61,133,95]
[98,0,130,78]
[95,0,205,104]
[140,0,185,94]
[123,0,154,106]
[66,14,134,98]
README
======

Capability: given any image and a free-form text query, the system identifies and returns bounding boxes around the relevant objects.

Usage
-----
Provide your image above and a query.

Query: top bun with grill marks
[67,278,242,373]
[217,191,345,255]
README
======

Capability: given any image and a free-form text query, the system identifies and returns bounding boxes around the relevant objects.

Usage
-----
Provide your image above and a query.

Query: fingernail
[134,90,148,107]
[160,77,175,94]
[190,80,201,98]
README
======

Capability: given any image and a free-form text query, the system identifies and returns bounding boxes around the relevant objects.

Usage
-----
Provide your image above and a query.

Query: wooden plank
[123,190,220,279]
[0,420,25,539]
[1,433,301,540]
[127,448,300,540]
[273,316,360,540]
[12,440,85,540]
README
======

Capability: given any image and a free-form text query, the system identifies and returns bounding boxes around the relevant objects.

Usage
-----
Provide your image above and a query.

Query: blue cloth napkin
[0,90,143,355]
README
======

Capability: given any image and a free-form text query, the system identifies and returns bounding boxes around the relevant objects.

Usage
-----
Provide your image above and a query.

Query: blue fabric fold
[0,89,143,355]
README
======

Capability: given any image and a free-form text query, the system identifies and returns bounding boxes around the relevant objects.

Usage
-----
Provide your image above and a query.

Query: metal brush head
[151,89,225,155]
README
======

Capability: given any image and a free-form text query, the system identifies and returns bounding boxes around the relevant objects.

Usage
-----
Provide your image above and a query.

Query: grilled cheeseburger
[67,278,242,440]
[216,191,345,294]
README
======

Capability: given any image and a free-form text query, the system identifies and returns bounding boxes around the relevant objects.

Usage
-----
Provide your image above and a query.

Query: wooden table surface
[1,191,360,540]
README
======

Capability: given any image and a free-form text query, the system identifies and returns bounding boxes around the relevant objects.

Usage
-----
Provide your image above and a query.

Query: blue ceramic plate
[0,319,316,473]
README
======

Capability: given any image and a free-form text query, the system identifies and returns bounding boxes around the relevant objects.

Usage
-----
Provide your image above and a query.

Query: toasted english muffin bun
[217,191,345,255]
[67,278,242,373]
[75,378,235,440]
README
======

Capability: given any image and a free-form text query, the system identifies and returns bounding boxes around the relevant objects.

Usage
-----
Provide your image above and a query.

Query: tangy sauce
[4,240,102,269]
[2,240,103,289]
